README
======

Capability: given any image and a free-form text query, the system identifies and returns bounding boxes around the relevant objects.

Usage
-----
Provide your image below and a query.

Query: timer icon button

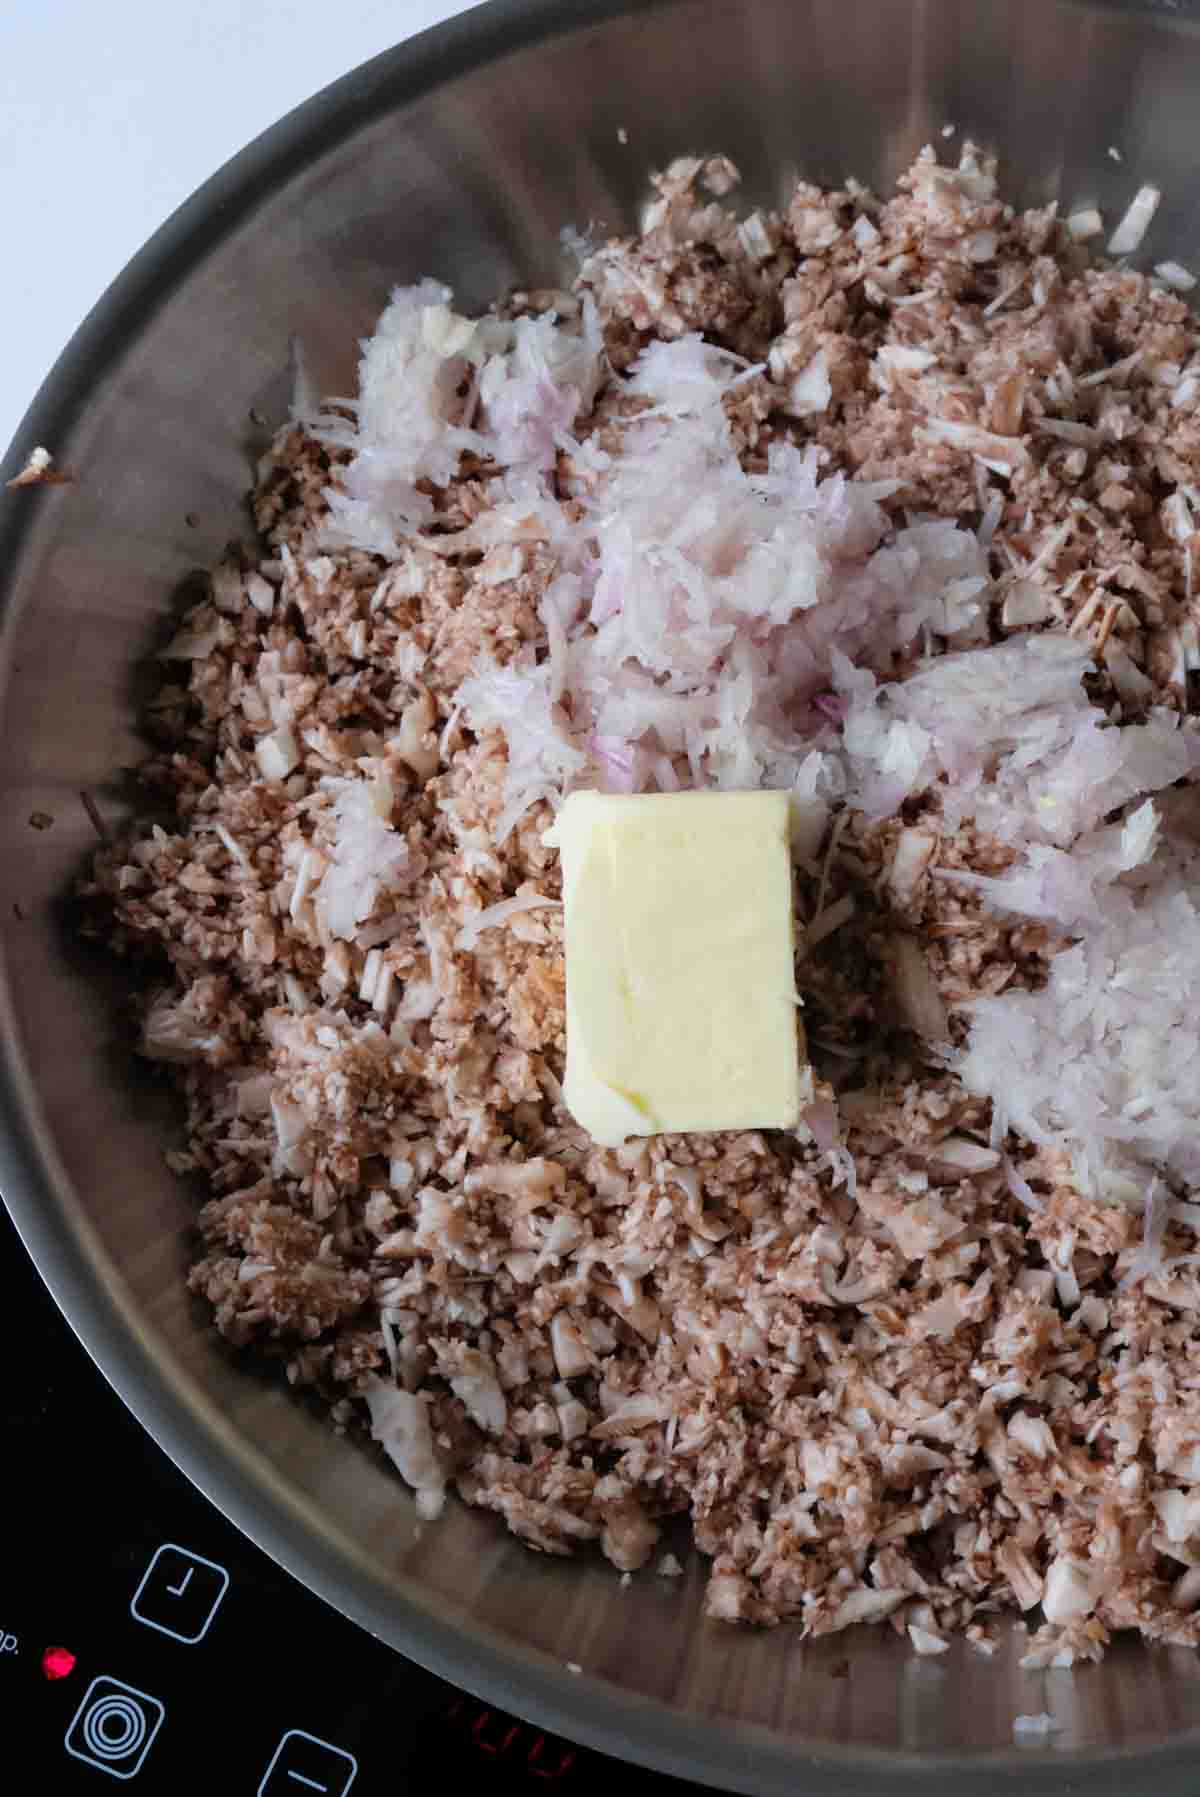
[258,1730,358,1796]
[130,1543,229,1645]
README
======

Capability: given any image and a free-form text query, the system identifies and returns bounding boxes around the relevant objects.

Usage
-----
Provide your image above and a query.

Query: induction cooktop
[1,1198,698,1794]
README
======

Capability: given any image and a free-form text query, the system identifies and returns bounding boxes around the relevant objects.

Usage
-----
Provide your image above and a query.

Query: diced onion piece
[1042,1556,1101,1623]
[256,725,299,781]
[1107,184,1160,257]
[1156,260,1197,292]
[788,350,832,417]
[1066,208,1103,242]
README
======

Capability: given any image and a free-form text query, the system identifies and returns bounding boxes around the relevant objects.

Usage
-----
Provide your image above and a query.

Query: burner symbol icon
[65,1676,166,1780]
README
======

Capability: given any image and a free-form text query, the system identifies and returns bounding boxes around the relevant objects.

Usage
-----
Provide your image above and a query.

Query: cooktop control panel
[3,1203,686,1794]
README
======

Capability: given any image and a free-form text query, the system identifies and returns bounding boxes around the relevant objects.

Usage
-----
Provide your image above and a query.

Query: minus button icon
[257,1728,358,1796]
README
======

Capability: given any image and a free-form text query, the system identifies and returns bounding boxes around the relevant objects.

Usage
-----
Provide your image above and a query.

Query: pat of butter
[545,790,804,1146]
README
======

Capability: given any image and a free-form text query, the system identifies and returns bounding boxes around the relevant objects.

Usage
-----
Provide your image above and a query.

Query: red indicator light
[41,1646,77,1681]
[528,1733,577,1780]
[446,1699,577,1781]
[471,1709,521,1756]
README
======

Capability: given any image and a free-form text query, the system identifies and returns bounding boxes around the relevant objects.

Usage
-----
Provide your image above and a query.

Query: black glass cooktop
[1,1200,695,1795]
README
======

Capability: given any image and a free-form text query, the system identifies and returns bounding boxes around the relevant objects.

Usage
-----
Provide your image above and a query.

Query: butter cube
[545,790,804,1146]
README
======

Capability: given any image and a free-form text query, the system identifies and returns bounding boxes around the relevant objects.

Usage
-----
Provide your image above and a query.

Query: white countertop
[0,0,470,456]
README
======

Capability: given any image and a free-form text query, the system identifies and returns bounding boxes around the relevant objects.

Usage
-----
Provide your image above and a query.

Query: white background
[0,0,471,456]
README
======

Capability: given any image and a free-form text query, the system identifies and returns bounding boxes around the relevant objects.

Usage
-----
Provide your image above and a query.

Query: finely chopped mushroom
[82,144,1200,1663]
